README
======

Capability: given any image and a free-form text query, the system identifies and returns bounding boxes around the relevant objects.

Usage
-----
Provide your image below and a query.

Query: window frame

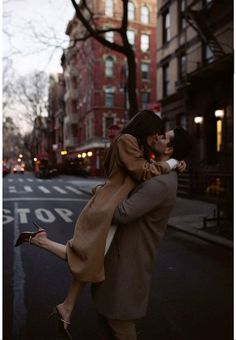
[128,1,135,21]
[163,63,170,97]
[140,5,150,24]
[141,62,150,80]
[140,33,150,52]
[105,56,114,77]
[163,10,170,44]
[105,0,114,17]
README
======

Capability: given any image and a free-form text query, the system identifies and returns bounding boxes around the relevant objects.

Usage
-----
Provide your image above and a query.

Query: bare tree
[69,0,137,118]
[13,71,48,125]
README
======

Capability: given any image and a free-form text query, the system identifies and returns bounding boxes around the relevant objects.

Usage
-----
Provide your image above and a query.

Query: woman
[15,110,181,338]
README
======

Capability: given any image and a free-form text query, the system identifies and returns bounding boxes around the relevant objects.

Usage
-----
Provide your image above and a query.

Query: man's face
[146,133,159,147]
[154,130,175,156]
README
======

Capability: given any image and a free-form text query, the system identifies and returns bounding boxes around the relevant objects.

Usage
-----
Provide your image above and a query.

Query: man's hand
[177,160,186,174]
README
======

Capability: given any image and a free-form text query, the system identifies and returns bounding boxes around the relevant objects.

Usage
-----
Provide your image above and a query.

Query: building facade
[156,0,233,225]
[61,0,158,176]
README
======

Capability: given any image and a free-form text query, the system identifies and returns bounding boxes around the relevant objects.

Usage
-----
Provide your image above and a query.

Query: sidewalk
[68,177,233,249]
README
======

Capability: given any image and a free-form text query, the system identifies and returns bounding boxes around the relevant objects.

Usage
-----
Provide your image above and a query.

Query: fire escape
[179,1,233,234]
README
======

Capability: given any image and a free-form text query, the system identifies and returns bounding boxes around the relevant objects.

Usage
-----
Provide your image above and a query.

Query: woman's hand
[177,160,187,174]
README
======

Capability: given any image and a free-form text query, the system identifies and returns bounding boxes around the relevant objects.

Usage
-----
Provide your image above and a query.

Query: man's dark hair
[168,127,193,160]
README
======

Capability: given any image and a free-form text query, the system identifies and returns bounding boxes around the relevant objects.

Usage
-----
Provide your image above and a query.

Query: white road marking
[18,178,23,182]
[38,186,50,194]
[4,197,87,202]
[27,178,33,182]
[24,186,33,192]
[36,179,43,182]
[53,186,67,194]
[9,186,17,193]
[8,178,13,182]
[54,208,73,222]
[17,209,30,223]
[65,186,83,195]
[35,208,56,223]
[13,202,27,337]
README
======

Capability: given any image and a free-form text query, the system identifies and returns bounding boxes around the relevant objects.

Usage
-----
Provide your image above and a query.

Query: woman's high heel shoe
[49,307,72,340]
[14,221,46,247]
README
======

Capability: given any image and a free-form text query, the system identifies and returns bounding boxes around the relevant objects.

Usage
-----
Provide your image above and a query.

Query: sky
[3,0,75,75]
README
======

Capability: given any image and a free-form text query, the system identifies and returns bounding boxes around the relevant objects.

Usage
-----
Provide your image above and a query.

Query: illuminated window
[128,2,135,21]
[105,31,114,42]
[141,34,149,52]
[127,30,135,45]
[105,0,114,17]
[141,5,149,24]
[105,57,114,77]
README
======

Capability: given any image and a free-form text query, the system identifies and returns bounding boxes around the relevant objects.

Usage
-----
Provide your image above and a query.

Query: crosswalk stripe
[8,179,13,182]
[27,178,33,182]
[24,186,33,192]
[65,186,83,195]
[53,186,67,194]
[37,179,43,182]
[38,186,50,194]
[9,186,17,193]
[18,179,23,182]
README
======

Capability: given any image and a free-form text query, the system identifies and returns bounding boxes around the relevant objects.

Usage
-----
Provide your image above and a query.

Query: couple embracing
[16,109,192,339]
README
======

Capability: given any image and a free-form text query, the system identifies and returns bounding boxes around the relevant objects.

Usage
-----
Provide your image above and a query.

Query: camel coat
[66,134,170,282]
[91,171,178,319]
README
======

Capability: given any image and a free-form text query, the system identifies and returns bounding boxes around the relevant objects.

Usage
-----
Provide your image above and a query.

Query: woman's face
[146,133,159,147]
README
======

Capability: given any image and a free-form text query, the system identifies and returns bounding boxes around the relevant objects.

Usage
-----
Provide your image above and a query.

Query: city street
[3,173,233,340]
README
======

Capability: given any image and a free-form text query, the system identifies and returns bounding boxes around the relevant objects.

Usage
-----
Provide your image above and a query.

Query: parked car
[3,163,11,177]
[13,164,24,174]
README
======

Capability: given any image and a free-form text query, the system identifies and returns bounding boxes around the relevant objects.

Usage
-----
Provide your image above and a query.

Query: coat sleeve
[112,179,168,225]
[117,134,170,182]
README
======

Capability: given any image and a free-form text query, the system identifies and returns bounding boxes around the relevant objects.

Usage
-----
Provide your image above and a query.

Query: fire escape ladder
[186,10,225,58]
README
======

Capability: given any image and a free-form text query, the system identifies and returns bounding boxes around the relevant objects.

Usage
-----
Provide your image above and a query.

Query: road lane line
[9,186,17,193]
[38,186,50,194]
[4,197,87,202]
[53,186,67,194]
[24,186,33,192]
[65,186,83,195]
[13,202,27,337]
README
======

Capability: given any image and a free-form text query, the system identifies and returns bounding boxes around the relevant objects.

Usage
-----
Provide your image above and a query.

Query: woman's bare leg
[30,232,67,260]
[56,278,85,329]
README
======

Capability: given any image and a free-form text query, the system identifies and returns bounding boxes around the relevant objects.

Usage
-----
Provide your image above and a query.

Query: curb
[168,223,233,249]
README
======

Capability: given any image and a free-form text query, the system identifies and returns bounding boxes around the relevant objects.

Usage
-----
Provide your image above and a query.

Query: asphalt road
[3,172,233,340]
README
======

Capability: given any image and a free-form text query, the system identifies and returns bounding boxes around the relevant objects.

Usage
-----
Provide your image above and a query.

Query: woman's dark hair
[104,110,164,175]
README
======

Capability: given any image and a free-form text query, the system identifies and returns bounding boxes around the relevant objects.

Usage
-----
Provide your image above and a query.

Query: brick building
[156,0,233,225]
[61,0,158,176]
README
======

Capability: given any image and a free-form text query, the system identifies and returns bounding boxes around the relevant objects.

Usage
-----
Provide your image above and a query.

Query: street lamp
[194,115,203,139]
[214,109,224,152]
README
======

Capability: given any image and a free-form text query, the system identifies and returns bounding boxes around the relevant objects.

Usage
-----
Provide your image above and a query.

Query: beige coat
[66,134,170,282]
[91,171,178,319]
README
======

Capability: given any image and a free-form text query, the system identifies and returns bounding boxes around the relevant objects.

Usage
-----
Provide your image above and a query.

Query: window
[141,34,149,52]
[163,63,170,97]
[204,45,214,64]
[105,117,114,130]
[163,10,170,44]
[104,88,115,107]
[179,0,187,31]
[128,1,135,21]
[141,92,150,109]
[127,30,135,45]
[105,57,114,77]
[105,0,114,17]
[141,5,149,24]
[105,31,114,42]
[179,54,187,78]
[177,114,187,130]
[141,63,149,79]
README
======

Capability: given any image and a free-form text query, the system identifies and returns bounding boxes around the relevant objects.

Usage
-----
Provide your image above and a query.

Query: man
[91,127,193,340]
